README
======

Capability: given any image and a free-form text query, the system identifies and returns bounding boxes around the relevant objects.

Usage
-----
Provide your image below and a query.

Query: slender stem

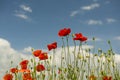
[33,56,36,79]
[62,37,67,64]
[15,73,18,80]
[52,49,55,80]
[78,42,82,53]
[61,47,63,68]
[66,36,71,65]
[92,38,96,72]
[88,49,91,79]
[73,40,76,68]
[77,42,83,79]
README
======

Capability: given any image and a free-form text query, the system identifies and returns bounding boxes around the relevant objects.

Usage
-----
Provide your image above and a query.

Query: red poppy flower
[39,52,48,60]
[47,42,57,51]
[3,74,13,80]
[23,73,32,80]
[20,60,29,69]
[102,76,112,80]
[36,64,45,72]
[10,68,18,73]
[58,28,71,37]
[73,33,87,42]
[33,50,42,57]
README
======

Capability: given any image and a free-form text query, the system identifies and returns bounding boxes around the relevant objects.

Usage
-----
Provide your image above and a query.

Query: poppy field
[3,28,120,80]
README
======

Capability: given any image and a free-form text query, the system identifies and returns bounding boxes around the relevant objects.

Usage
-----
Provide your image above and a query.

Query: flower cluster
[3,28,120,80]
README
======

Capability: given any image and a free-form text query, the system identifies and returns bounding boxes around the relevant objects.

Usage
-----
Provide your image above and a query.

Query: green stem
[33,57,36,79]
[66,36,71,65]
[73,40,76,68]
[92,38,96,72]
[62,37,67,64]
[52,49,55,80]
[15,73,18,80]
[88,49,91,79]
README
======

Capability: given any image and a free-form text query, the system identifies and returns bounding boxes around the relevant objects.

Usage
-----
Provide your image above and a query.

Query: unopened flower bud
[93,37,95,40]
[98,48,102,53]
[108,40,111,44]
[100,53,104,57]
[107,57,111,62]
[31,48,34,52]
[72,34,75,37]
[94,54,98,56]
[98,58,100,63]
[77,54,83,59]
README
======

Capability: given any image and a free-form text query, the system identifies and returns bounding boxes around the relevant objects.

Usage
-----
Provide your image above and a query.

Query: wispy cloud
[70,10,79,17]
[15,13,29,20]
[106,18,117,23]
[114,36,120,40]
[87,19,103,25]
[70,3,100,17]
[14,4,32,21]
[20,5,32,13]
[81,3,100,11]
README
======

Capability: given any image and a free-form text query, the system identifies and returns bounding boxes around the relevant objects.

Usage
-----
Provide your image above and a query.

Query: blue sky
[0,0,120,79]
[0,0,120,53]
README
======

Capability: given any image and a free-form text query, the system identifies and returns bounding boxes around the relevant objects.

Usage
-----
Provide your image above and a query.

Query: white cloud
[70,10,84,17]
[0,38,32,79]
[14,4,32,21]
[115,54,120,64]
[70,10,79,17]
[0,38,94,79]
[15,13,29,20]
[0,38,92,78]
[84,18,116,25]
[114,36,120,40]
[20,5,32,13]
[49,45,94,66]
[52,45,120,74]
[0,38,10,47]
[23,46,32,53]
[81,3,100,11]
[87,19,103,25]
[70,3,100,17]
[106,18,116,23]
[1,38,120,79]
